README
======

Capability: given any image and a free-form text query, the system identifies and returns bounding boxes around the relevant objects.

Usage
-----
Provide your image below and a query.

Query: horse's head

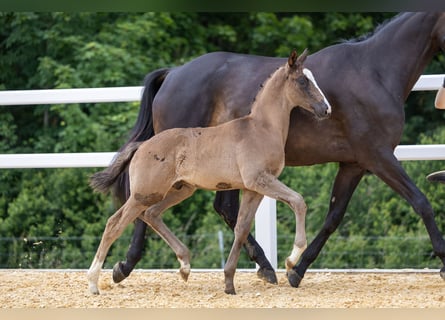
[285,49,331,119]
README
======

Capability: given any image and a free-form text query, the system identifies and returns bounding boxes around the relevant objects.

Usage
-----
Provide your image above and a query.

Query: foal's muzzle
[314,101,332,120]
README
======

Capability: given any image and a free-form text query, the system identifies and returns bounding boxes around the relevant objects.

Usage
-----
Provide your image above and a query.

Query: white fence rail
[1,74,444,269]
[1,144,445,169]
[0,86,143,106]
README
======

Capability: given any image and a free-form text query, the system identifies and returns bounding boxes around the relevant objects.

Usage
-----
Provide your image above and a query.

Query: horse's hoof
[112,261,128,284]
[286,268,303,288]
[440,267,445,280]
[257,267,278,284]
[224,288,236,295]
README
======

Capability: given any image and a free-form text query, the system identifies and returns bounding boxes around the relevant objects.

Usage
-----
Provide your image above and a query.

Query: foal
[87,49,331,295]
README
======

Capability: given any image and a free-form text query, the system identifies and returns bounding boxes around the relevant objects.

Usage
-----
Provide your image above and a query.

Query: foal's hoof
[179,267,190,282]
[440,267,445,280]
[286,268,303,288]
[89,284,100,295]
[112,261,128,284]
[257,267,278,284]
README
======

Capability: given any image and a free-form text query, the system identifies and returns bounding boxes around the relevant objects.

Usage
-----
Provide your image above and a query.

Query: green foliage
[1,12,445,270]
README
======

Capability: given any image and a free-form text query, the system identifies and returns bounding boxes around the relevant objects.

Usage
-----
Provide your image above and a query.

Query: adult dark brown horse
[111,12,445,287]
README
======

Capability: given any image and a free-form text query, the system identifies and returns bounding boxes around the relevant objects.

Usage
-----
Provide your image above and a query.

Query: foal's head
[284,49,331,119]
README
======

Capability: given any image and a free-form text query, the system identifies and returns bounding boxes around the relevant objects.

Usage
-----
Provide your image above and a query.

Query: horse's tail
[90,142,143,194]
[112,67,170,204]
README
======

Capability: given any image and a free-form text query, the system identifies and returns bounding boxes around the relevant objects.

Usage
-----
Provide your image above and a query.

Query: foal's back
[130,115,276,193]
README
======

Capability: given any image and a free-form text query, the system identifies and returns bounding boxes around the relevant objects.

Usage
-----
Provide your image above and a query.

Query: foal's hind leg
[140,183,196,281]
[87,199,145,294]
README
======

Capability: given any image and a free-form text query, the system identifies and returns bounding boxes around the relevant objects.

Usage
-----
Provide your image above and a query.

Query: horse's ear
[296,48,309,66]
[288,50,298,68]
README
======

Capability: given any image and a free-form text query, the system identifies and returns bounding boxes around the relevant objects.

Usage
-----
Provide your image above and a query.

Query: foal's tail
[90,142,143,194]
[112,67,170,204]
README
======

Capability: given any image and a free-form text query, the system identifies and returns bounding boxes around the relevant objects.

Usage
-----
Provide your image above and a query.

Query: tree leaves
[1,12,444,269]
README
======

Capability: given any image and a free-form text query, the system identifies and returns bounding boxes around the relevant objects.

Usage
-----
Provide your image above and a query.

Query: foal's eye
[297,77,307,86]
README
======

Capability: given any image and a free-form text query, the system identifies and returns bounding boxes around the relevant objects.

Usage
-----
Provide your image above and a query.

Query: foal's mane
[251,65,284,106]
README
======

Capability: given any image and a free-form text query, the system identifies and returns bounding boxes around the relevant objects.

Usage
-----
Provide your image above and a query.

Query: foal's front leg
[245,172,308,287]
[214,190,278,284]
[224,190,264,294]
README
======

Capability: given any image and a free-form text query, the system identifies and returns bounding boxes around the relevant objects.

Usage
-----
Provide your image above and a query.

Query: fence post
[255,196,277,270]
[218,230,225,268]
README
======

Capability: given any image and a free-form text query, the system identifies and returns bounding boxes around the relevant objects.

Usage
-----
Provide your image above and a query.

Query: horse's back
[152,52,285,131]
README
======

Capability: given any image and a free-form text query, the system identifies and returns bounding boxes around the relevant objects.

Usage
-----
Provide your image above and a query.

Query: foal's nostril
[326,105,332,115]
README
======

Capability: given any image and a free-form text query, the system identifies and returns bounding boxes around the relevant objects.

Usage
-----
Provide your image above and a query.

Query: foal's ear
[296,48,309,66]
[288,50,298,68]
[288,48,309,69]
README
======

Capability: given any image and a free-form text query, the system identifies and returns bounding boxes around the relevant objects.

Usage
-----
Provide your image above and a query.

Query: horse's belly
[285,138,355,166]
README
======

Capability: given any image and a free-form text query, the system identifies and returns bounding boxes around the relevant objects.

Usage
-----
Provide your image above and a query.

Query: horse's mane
[342,12,404,44]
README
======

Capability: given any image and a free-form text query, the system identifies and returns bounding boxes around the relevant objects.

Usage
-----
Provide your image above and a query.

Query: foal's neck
[249,68,293,144]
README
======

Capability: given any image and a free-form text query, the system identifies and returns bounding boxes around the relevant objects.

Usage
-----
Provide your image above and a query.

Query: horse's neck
[249,76,292,143]
[365,12,441,99]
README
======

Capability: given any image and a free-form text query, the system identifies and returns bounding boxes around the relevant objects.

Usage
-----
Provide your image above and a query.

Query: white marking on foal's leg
[285,241,307,272]
[303,68,332,114]
[178,258,191,281]
[87,256,103,295]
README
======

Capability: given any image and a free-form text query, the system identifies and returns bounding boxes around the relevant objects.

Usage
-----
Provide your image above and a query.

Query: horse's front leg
[224,190,263,294]
[369,152,445,279]
[214,190,278,284]
[292,162,365,287]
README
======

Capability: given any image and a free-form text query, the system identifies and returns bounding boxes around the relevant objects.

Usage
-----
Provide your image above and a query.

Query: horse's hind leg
[224,190,264,294]
[112,218,147,283]
[140,183,196,281]
[87,199,145,294]
[214,190,277,284]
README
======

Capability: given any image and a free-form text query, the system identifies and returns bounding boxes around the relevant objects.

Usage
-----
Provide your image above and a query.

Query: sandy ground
[1,269,445,308]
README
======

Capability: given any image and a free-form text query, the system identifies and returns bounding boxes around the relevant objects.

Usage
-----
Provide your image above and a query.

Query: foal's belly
[186,165,245,191]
